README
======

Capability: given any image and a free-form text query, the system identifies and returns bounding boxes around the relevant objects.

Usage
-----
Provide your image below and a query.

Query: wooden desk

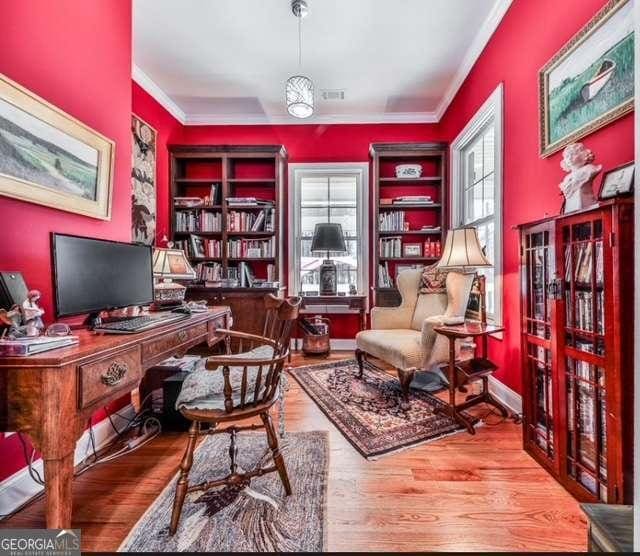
[0,307,231,529]
[434,321,508,434]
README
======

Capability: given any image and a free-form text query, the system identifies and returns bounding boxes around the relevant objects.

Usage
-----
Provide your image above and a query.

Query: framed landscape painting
[539,0,634,157]
[0,72,114,219]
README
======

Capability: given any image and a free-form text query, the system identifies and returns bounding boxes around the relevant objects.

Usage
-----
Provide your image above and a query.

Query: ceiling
[133,0,512,125]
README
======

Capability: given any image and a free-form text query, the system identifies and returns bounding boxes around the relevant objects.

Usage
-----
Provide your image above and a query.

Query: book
[0,335,79,356]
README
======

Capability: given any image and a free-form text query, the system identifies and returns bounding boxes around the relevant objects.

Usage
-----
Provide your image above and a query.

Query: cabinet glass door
[522,226,556,464]
[560,216,609,501]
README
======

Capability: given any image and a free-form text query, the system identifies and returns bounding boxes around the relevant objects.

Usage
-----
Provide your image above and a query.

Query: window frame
[450,83,504,324]
[288,163,369,296]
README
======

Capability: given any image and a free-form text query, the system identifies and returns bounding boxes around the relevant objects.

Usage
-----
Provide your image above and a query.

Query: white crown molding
[132,64,186,124]
[182,111,439,126]
[434,0,513,121]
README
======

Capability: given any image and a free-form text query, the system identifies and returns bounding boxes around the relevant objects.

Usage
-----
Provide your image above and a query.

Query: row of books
[174,184,220,207]
[380,195,435,206]
[424,239,442,258]
[227,237,275,258]
[566,290,604,333]
[565,241,604,285]
[194,261,223,282]
[227,197,274,207]
[378,262,393,288]
[174,237,221,259]
[379,211,406,232]
[175,210,222,232]
[228,208,275,232]
[379,237,402,258]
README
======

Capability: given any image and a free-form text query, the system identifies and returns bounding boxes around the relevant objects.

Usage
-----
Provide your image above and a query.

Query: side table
[434,320,510,434]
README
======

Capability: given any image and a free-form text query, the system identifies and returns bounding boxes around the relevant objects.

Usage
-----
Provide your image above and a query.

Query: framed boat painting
[539,0,634,157]
[0,72,114,219]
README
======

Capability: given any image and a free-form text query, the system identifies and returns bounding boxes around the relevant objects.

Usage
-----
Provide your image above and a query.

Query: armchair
[355,268,474,401]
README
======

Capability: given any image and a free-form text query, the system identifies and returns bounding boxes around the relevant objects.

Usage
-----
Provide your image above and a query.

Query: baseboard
[289,338,357,352]
[0,404,136,519]
[488,376,522,415]
[330,339,356,350]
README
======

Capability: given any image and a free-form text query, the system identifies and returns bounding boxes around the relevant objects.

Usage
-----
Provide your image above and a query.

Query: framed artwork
[0,72,114,219]
[599,161,634,199]
[402,243,422,257]
[539,0,634,157]
[465,275,482,321]
[132,114,157,245]
[189,234,205,259]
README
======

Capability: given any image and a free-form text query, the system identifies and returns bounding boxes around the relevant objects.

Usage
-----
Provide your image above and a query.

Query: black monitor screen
[53,234,154,317]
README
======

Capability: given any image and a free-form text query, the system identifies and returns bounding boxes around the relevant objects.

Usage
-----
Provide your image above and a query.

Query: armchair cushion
[176,345,274,411]
[355,328,424,370]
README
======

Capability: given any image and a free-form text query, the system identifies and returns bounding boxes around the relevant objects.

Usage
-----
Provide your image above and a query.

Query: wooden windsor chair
[169,294,301,536]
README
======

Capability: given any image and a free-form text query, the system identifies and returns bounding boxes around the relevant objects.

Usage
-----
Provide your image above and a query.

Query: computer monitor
[52,233,154,320]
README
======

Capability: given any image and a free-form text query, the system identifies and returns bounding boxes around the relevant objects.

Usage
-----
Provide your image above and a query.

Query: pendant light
[286,0,314,118]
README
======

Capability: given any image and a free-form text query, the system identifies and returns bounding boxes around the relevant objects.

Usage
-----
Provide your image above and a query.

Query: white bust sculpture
[559,143,601,213]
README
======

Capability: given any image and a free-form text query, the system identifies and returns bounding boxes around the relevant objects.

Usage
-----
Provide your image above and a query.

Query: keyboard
[94,313,189,334]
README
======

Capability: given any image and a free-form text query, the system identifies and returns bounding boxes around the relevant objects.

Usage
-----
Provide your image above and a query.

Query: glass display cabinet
[519,199,633,504]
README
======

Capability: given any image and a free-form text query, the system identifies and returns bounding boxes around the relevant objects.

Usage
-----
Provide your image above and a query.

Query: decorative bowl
[395,164,422,178]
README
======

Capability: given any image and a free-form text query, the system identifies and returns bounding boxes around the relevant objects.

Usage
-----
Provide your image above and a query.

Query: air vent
[320,89,345,101]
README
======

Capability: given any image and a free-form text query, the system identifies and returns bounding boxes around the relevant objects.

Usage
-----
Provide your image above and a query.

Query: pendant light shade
[286,75,314,118]
[286,0,314,118]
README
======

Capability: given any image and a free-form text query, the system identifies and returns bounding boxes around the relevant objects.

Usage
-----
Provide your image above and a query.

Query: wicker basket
[301,316,331,357]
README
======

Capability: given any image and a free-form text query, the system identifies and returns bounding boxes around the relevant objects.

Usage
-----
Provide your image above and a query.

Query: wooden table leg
[43,451,74,529]
[444,338,476,435]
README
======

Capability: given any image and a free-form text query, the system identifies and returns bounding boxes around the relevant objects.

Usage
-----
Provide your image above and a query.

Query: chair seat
[355,328,424,371]
[176,345,274,411]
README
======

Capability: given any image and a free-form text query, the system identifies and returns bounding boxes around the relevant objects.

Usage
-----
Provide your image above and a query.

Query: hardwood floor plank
[0,351,586,552]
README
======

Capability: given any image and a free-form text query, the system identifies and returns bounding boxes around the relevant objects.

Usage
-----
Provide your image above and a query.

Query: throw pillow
[418,263,448,294]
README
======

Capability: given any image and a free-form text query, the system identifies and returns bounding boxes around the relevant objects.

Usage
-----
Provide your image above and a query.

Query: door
[521,221,559,472]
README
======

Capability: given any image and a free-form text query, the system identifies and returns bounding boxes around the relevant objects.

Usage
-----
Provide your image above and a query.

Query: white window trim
[288,162,369,296]
[450,83,504,325]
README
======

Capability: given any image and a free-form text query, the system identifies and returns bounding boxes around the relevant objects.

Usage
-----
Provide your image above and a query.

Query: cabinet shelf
[379,203,441,210]
[378,230,442,235]
[379,176,442,183]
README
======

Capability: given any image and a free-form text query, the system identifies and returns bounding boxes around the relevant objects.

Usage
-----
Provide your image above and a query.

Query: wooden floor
[1,352,587,552]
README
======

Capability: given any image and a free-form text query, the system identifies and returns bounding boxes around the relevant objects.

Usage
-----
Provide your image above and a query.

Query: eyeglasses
[45,323,72,337]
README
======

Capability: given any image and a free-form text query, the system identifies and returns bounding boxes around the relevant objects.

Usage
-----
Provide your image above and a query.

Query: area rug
[119,431,328,552]
[289,359,476,459]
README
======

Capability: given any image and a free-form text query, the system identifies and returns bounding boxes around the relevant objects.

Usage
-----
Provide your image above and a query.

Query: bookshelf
[169,145,286,336]
[519,199,634,504]
[370,142,448,307]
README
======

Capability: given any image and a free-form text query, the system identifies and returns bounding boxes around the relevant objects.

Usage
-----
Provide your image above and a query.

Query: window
[289,164,369,295]
[451,84,503,323]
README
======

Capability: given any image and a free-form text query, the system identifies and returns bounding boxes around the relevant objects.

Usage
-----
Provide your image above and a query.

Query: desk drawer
[141,323,207,363]
[79,346,142,409]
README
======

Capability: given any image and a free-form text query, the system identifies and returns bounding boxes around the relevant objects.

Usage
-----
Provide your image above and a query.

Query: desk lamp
[152,247,196,309]
[311,223,347,296]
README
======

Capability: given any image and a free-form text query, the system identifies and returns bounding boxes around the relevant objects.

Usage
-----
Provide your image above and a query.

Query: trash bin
[301,315,331,357]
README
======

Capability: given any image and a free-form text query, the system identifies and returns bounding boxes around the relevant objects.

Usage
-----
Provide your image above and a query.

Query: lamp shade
[436,227,492,269]
[286,75,314,118]
[310,223,347,253]
[152,247,196,280]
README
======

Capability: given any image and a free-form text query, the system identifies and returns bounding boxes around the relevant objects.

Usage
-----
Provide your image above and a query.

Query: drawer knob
[178,330,188,342]
[101,362,128,386]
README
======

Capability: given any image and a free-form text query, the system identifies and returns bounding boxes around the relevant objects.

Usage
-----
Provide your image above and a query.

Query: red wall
[0,0,132,481]
[132,82,184,244]
[438,0,634,392]
[182,123,444,337]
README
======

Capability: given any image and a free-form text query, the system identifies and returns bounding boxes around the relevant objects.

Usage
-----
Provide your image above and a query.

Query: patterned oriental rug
[119,431,328,553]
[290,359,475,459]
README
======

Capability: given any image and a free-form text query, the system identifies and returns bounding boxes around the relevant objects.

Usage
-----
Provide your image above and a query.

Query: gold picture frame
[539,0,634,157]
[0,72,114,219]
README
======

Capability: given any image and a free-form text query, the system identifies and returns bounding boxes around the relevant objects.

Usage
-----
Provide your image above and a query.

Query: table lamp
[152,247,197,309]
[436,226,492,324]
[311,223,347,296]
